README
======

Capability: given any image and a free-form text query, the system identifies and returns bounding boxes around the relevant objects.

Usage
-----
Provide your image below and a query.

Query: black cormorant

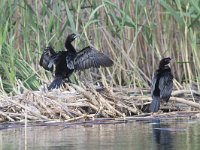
[40,33,113,90]
[149,57,173,113]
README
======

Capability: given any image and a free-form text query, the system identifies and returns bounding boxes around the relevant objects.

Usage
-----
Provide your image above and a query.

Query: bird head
[66,33,79,43]
[159,57,171,68]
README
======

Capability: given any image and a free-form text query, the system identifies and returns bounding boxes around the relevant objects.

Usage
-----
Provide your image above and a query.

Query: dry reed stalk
[0,83,200,123]
[65,114,95,122]
[71,84,99,106]
[5,112,38,120]
[94,90,124,116]
[172,90,200,96]
[0,110,15,121]
[6,98,49,120]
[39,95,56,118]
[170,97,200,110]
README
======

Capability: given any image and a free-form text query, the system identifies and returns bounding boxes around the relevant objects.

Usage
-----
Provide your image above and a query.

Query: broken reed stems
[0,84,200,123]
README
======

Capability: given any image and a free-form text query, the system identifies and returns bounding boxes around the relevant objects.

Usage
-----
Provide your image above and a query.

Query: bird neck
[65,41,76,53]
[159,65,170,70]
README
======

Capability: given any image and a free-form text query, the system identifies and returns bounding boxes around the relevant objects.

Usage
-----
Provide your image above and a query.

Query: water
[0,119,200,150]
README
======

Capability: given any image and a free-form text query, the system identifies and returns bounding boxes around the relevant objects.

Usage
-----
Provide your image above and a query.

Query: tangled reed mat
[0,83,200,124]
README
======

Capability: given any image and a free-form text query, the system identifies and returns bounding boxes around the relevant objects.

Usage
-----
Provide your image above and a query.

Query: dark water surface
[0,119,200,150]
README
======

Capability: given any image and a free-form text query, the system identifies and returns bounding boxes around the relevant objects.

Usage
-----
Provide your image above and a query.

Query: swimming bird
[149,57,173,113]
[40,33,113,90]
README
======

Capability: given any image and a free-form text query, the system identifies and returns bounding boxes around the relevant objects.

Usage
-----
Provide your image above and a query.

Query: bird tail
[149,96,160,113]
[48,76,63,90]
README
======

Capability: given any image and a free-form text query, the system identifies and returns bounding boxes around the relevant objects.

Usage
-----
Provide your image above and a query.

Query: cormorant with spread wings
[40,33,113,90]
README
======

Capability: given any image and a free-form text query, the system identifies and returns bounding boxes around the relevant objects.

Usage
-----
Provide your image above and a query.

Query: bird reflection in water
[151,119,173,149]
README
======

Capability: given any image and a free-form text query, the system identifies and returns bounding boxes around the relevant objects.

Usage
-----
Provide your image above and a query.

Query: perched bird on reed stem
[149,57,173,113]
[40,33,113,90]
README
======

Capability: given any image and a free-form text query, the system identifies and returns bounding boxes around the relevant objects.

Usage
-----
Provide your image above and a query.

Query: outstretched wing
[40,47,57,72]
[159,71,173,101]
[74,46,113,70]
[40,53,53,72]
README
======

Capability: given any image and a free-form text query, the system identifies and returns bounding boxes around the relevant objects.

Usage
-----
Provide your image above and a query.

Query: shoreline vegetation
[0,83,200,123]
[0,1,199,123]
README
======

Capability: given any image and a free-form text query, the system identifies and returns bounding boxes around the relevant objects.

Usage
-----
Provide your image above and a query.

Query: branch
[170,97,200,110]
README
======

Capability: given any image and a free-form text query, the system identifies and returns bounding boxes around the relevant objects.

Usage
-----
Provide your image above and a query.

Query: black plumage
[39,46,56,72]
[149,57,173,113]
[40,33,113,90]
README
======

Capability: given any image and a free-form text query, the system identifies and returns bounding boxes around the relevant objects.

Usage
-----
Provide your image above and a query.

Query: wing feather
[159,72,173,101]
[151,71,159,96]
[66,54,75,70]
[40,47,61,71]
[40,51,54,72]
[74,46,113,70]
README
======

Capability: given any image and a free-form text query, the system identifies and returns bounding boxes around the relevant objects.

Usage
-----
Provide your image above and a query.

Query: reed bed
[0,0,199,94]
[0,1,199,122]
[0,83,200,123]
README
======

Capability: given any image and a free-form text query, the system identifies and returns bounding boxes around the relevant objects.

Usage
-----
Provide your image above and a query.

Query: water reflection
[0,120,200,150]
[151,119,173,149]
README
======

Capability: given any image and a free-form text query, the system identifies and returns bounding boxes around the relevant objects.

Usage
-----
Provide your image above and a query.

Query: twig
[6,99,49,120]
[71,84,99,106]
[0,110,15,121]
[170,97,200,110]
[172,90,200,96]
